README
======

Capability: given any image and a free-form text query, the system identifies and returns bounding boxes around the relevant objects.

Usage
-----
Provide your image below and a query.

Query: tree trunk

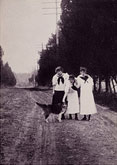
[98,76,101,93]
[105,76,109,93]
[111,78,116,94]
[109,78,112,93]
[93,76,97,92]
[113,76,117,84]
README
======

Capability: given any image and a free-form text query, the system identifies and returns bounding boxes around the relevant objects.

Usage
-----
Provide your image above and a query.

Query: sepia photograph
[0,0,117,165]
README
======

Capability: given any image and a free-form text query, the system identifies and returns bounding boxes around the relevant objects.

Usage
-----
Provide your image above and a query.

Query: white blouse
[52,73,69,91]
[77,74,93,90]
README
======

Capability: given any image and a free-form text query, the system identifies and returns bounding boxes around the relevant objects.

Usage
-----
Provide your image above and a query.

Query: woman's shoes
[69,114,72,120]
[81,117,87,121]
[81,115,87,121]
[87,115,91,121]
[81,115,91,121]
[75,114,78,120]
[69,114,79,120]
[61,114,65,120]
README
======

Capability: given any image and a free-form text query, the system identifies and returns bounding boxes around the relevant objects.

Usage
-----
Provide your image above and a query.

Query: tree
[0,46,16,86]
[1,63,16,86]
[0,46,4,84]
[60,0,117,92]
[37,0,117,90]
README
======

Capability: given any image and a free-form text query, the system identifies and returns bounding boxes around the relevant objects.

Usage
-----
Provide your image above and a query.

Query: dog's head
[61,103,67,113]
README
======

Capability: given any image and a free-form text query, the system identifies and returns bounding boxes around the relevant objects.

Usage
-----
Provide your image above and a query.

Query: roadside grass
[94,92,117,112]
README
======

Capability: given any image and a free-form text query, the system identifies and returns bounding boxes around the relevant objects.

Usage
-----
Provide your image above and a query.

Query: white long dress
[77,75,97,115]
[65,81,80,114]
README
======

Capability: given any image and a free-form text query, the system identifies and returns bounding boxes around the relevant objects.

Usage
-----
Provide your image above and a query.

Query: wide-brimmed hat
[55,66,63,73]
[80,67,87,72]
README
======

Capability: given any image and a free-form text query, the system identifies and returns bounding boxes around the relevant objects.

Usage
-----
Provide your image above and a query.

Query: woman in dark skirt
[52,91,65,114]
[52,66,68,116]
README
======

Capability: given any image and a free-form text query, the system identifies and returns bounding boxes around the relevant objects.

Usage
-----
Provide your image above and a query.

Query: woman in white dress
[77,67,97,121]
[62,75,80,120]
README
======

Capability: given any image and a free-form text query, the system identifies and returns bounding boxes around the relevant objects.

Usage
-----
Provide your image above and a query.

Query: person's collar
[57,73,63,77]
[80,74,88,77]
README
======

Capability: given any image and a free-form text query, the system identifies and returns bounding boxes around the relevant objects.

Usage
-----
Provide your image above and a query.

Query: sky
[0,0,61,73]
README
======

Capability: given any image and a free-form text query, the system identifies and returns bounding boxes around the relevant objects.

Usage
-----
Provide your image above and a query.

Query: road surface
[0,88,117,165]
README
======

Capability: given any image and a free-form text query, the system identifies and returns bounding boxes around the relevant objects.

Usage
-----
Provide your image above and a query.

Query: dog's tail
[36,102,50,119]
[36,102,42,107]
[36,102,46,107]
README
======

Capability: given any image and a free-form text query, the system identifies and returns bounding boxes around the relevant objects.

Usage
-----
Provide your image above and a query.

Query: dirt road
[0,88,117,165]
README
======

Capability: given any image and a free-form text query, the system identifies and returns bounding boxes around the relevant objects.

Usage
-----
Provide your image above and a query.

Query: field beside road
[0,87,117,165]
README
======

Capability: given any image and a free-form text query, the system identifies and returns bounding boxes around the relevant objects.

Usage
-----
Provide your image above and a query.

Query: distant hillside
[15,73,31,87]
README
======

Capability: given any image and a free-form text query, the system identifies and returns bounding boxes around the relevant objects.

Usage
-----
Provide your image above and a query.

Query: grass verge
[94,92,117,112]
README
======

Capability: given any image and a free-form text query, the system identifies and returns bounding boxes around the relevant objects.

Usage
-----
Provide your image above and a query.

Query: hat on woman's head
[55,66,63,73]
[80,67,87,72]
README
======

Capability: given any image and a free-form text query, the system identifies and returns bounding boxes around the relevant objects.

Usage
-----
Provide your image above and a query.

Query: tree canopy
[36,0,117,89]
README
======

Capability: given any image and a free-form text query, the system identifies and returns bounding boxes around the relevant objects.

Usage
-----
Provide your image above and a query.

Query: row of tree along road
[36,0,117,94]
[0,46,16,87]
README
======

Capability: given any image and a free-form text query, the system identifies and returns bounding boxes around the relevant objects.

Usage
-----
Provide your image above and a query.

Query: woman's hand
[62,99,65,103]
[71,85,78,91]
[62,96,66,103]
[62,102,67,109]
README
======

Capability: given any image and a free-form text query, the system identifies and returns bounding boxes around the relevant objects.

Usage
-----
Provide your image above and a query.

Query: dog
[36,102,67,123]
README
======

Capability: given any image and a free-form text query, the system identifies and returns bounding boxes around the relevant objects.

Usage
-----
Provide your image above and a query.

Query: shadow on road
[17,87,52,92]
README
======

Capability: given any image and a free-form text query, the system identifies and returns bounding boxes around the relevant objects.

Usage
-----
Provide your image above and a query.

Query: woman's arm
[52,75,57,86]
[71,79,80,90]
[62,81,69,103]
[52,75,58,93]
[89,77,94,91]
[62,91,68,103]
[76,77,81,88]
